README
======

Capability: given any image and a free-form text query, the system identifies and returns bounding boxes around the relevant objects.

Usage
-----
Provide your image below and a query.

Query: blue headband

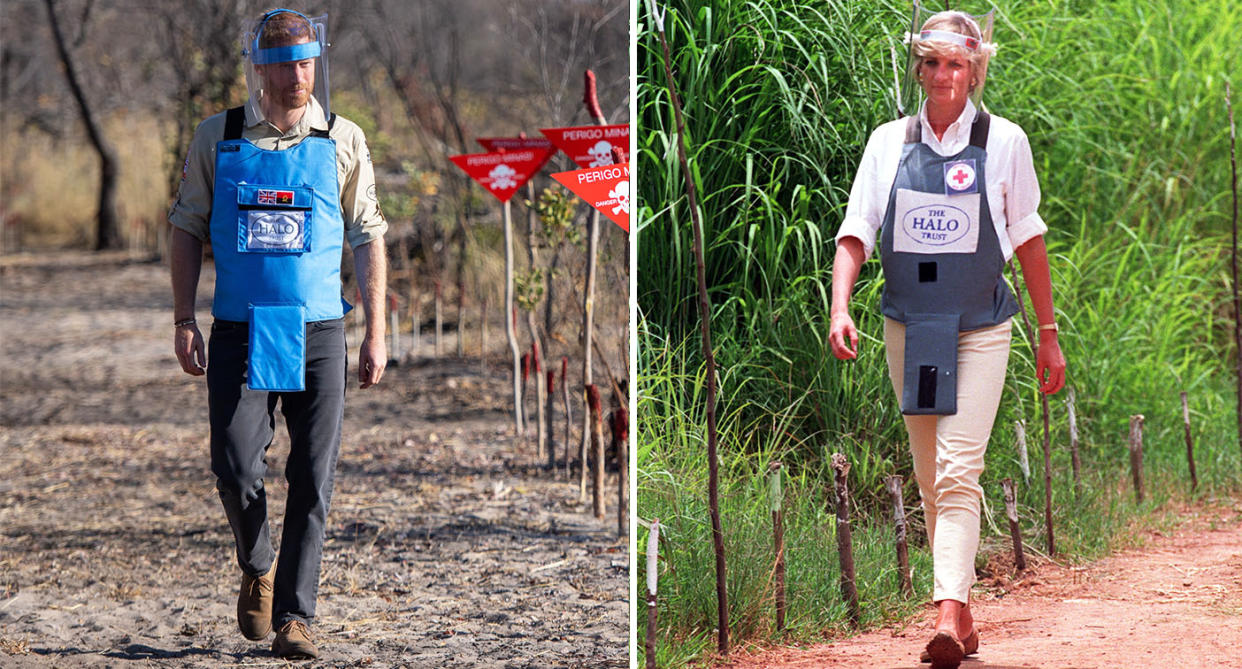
[249,9,321,64]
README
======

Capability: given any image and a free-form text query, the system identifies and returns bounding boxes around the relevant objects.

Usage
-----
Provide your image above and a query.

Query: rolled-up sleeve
[336,121,388,249]
[835,128,889,257]
[1003,130,1048,250]
[167,118,218,242]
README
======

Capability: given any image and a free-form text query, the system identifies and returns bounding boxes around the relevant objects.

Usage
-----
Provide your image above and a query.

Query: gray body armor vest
[879,112,1018,415]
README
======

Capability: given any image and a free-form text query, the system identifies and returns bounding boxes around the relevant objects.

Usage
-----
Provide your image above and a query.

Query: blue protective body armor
[878,112,1018,415]
[208,106,345,390]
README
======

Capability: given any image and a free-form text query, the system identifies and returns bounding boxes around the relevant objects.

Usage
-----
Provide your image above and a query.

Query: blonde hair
[911,11,989,93]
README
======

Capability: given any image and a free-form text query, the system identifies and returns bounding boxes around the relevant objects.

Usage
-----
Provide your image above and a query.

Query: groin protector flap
[901,313,959,415]
[248,304,306,391]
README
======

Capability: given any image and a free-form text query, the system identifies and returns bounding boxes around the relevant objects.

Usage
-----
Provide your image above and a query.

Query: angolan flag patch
[257,189,294,205]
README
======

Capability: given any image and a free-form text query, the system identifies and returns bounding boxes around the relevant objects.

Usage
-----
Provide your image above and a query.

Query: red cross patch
[944,160,977,194]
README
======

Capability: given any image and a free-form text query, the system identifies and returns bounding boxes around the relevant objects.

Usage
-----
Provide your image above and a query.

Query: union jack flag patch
[258,189,277,205]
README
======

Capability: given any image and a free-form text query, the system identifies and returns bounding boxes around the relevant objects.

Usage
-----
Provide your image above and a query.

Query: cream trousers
[884,317,1012,604]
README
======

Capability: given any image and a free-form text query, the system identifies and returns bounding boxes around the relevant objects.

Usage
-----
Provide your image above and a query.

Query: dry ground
[0,251,627,668]
[711,504,1242,669]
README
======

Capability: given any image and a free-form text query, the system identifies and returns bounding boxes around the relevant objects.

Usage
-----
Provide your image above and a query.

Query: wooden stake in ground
[480,294,489,359]
[1067,387,1082,495]
[546,370,557,470]
[1015,419,1030,483]
[645,518,660,669]
[411,302,420,357]
[561,356,574,479]
[768,462,786,633]
[587,384,605,519]
[1226,80,1241,457]
[388,293,400,362]
[613,401,629,537]
[1181,391,1198,491]
[1009,262,1055,555]
[651,3,729,653]
[831,453,861,628]
[434,279,443,357]
[885,475,913,597]
[503,201,524,435]
[578,71,606,497]
[1001,477,1027,571]
[1129,414,1146,503]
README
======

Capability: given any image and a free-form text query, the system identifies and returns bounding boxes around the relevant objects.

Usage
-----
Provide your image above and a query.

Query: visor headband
[248,9,321,64]
[905,29,997,56]
[252,40,321,64]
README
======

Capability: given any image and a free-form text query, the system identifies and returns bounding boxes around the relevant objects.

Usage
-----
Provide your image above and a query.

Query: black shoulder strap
[309,113,337,139]
[969,111,991,149]
[223,105,246,141]
[904,114,921,144]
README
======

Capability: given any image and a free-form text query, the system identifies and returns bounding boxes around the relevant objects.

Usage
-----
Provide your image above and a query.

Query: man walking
[168,8,387,659]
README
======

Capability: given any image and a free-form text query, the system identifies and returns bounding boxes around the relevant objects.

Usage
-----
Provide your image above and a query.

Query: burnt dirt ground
[0,251,628,668]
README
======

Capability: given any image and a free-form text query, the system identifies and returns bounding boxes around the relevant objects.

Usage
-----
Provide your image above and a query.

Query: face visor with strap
[241,9,331,124]
[895,2,995,117]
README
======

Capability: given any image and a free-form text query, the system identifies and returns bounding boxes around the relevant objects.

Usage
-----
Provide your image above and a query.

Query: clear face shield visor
[241,9,331,122]
[895,1,995,117]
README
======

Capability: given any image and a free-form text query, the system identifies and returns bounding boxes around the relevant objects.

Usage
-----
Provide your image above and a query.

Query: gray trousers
[207,317,347,628]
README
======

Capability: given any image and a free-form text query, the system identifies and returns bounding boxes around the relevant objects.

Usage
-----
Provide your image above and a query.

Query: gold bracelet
[1037,323,1058,333]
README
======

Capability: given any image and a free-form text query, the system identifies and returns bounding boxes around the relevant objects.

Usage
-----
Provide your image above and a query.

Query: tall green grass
[638,0,1241,665]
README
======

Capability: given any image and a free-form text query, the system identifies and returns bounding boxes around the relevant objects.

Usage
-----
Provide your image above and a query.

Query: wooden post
[546,370,557,470]
[503,201,523,435]
[1015,419,1030,483]
[561,356,573,479]
[481,294,489,358]
[587,384,605,519]
[1001,478,1027,571]
[521,352,531,436]
[528,329,547,458]
[434,279,443,357]
[645,518,660,669]
[831,453,861,628]
[652,15,729,651]
[1181,392,1198,491]
[614,405,629,537]
[1226,81,1240,457]
[1067,387,1082,495]
[1129,414,1146,503]
[389,294,400,362]
[768,462,787,633]
[411,303,420,357]
[1040,395,1055,556]
[885,475,913,597]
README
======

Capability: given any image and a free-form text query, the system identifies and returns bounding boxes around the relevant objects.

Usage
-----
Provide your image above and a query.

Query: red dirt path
[714,504,1242,669]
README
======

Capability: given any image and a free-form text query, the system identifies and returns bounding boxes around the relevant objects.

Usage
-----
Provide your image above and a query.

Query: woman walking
[829,8,1066,668]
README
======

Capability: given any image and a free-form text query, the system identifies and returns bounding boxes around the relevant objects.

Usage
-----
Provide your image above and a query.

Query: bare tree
[43,0,119,250]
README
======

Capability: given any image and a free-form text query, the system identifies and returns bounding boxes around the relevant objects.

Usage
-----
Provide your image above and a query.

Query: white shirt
[835,99,1047,261]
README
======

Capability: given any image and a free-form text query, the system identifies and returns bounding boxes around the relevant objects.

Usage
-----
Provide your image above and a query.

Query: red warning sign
[540,124,629,169]
[550,162,630,233]
[477,136,554,153]
[449,150,550,203]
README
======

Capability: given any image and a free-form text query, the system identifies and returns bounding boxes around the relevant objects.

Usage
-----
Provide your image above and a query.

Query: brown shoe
[962,628,979,655]
[237,563,275,640]
[272,620,318,660]
[921,628,977,663]
[923,630,965,668]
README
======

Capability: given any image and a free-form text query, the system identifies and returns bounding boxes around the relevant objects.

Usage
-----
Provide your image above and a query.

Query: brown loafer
[921,628,978,663]
[272,619,318,660]
[237,563,275,641]
[963,627,979,656]
[923,630,965,668]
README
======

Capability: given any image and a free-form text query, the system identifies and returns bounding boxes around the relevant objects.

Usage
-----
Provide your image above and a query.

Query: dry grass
[1,112,173,249]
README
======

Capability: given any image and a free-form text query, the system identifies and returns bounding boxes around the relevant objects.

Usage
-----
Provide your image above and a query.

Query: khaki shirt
[168,96,387,249]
